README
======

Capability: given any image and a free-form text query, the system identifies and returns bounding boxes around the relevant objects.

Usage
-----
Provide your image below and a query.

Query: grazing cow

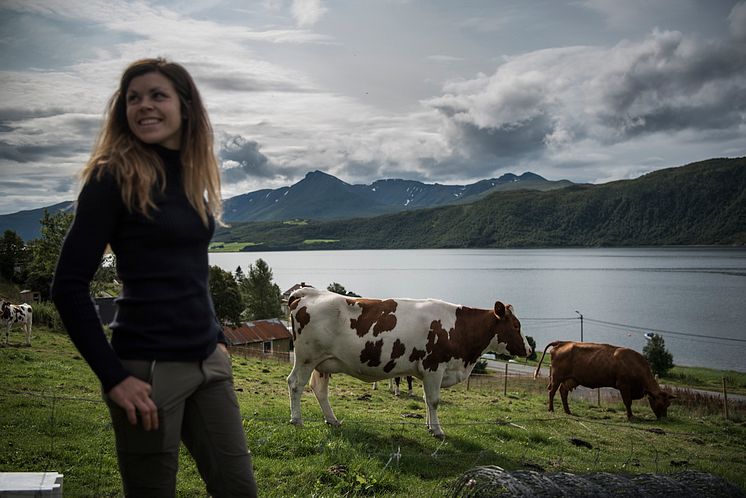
[287,288,531,438]
[372,376,414,396]
[533,341,675,420]
[1,299,33,346]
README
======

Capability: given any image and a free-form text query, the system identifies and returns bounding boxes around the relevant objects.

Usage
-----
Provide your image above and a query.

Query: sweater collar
[153,144,181,166]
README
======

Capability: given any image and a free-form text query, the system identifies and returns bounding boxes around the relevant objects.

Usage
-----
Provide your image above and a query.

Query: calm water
[209,248,746,372]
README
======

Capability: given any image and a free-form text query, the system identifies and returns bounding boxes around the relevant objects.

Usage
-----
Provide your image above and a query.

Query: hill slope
[0,202,74,241]
[214,157,746,249]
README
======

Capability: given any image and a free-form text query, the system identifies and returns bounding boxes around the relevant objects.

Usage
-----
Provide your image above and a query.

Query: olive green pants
[105,348,257,497]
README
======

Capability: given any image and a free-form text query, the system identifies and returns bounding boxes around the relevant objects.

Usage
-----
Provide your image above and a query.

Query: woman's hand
[108,376,159,430]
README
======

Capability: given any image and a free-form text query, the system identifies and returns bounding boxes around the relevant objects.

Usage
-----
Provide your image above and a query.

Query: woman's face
[125,71,183,150]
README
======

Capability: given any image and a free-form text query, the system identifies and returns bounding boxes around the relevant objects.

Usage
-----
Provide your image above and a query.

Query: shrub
[31,300,63,330]
[643,333,674,377]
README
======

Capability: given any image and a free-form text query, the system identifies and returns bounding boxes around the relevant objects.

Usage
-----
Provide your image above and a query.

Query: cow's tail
[533,341,563,379]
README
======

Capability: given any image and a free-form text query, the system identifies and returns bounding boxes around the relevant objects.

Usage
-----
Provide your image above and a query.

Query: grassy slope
[1,329,745,497]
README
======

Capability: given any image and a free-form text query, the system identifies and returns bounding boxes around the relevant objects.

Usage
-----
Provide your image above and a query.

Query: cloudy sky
[1,0,745,215]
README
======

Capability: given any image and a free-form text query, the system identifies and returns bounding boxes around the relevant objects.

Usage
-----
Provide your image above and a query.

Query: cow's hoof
[325,420,342,427]
[432,432,445,440]
[289,418,303,427]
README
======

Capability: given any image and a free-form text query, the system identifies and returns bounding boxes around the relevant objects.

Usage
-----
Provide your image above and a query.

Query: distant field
[303,239,339,245]
[1,328,744,497]
[208,241,261,252]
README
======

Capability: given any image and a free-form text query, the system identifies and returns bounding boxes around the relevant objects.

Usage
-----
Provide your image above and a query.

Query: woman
[52,58,257,497]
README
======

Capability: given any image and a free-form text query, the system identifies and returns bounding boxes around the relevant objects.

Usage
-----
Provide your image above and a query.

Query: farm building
[281,282,314,317]
[223,318,293,360]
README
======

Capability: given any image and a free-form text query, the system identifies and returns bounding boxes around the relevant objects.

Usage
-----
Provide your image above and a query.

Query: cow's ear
[494,301,506,319]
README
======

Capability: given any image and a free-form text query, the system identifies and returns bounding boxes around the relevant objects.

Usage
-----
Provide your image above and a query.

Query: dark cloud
[219,136,277,184]
[0,107,69,122]
[0,141,85,163]
[55,176,76,193]
[198,75,311,93]
[426,28,746,169]
[598,32,746,137]
[456,116,551,162]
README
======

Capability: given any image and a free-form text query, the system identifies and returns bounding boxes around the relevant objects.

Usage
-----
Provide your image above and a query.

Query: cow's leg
[372,381,378,390]
[392,377,401,396]
[406,376,413,395]
[25,315,31,346]
[619,386,634,420]
[559,383,572,415]
[287,363,315,426]
[422,373,445,439]
[548,380,560,413]
[4,324,10,345]
[309,370,341,427]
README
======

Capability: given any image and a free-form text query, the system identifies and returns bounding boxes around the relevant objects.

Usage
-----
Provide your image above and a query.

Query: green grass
[662,366,746,396]
[302,239,340,245]
[2,329,745,497]
[208,241,262,252]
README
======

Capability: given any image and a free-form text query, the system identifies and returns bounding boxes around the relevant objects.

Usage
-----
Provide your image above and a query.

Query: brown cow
[533,341,675,420]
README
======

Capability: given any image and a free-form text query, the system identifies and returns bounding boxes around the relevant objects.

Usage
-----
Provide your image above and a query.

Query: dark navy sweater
[52,146,224,392]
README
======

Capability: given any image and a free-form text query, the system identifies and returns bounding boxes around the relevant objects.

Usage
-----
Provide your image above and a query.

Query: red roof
[282,282,314,298]
[223,318,292,346]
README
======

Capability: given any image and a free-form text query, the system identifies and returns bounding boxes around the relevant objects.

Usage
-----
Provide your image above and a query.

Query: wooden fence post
[722,377,729,420]
[504,363,508,396]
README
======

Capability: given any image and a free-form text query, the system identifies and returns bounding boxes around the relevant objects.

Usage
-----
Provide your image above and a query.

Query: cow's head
[490,302,531,358]
[647,390,676,419]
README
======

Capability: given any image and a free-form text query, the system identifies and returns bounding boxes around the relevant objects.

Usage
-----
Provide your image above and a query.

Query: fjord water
[210,247,746,373]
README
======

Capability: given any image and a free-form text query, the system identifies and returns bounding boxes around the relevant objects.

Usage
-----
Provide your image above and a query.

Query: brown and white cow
[533,340,675,420]
[1,299,33,346]
[287,287,531,438]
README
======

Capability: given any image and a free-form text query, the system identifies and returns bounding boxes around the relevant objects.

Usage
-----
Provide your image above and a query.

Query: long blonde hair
[82,58,222,226]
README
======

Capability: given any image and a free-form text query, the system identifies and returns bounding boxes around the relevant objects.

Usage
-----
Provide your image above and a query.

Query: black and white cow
[287,288,530,438]
[1,299,33,346]
[373,376,414,396]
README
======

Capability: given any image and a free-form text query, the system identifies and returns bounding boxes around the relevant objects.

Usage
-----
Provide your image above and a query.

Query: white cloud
[291,0,327,27]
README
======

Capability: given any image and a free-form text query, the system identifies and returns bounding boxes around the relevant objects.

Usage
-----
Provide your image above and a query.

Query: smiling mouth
[138,118,161,126]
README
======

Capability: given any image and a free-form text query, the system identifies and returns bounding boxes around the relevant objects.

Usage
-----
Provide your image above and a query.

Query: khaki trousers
[105,348,257,497]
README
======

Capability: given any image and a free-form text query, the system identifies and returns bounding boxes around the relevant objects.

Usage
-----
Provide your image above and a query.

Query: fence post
[597,388,601,406]
[504,363,508,396]
[722,377,729,420]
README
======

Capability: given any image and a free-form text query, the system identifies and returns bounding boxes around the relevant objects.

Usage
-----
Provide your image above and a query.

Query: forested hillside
[213,157,746,249]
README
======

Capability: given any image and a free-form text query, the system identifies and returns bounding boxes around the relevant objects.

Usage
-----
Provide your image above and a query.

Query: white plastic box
[0,472,63,497]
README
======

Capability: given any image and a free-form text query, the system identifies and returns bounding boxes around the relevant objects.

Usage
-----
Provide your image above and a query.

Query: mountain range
[0,171,571,240]
[213,157,746,250]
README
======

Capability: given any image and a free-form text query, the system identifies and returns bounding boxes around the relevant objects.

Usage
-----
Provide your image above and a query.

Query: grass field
[1,328,745,497]
[208,241,262,252]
